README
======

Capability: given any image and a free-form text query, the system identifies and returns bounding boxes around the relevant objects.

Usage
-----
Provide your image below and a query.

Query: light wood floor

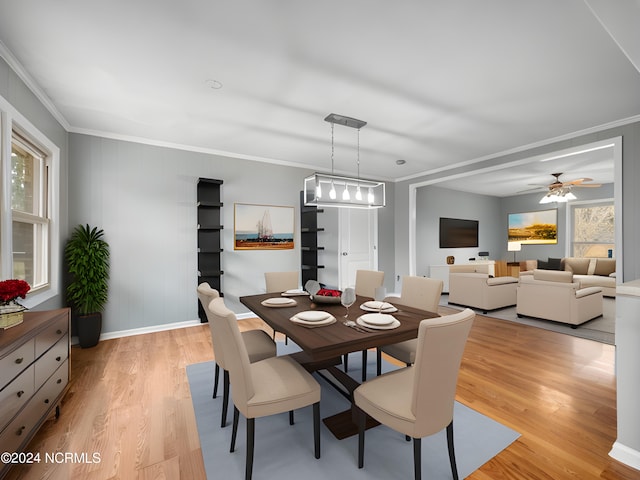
[5,311,639,480]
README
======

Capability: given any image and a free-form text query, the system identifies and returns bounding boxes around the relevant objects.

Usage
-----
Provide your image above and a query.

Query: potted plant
[65,224,110,348]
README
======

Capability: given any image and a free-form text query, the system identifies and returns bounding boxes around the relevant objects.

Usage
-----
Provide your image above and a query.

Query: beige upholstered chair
[354,269,385,298]
[516,269,603,327]
[196,283,276,428]
[264,271,299,293]
[347,269,385,381]
[376,276,443,375]
[208,297,321,480]
[354,308,475,480]
[449,272,518,314]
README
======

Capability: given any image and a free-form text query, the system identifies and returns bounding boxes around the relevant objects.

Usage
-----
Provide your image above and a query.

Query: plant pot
[77,312,102,348]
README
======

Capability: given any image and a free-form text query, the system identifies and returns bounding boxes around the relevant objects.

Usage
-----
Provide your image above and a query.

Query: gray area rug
[441,295,615,345]
[187,342,520,480]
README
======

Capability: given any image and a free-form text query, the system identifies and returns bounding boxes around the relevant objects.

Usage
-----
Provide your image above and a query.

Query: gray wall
[416,186,501,276]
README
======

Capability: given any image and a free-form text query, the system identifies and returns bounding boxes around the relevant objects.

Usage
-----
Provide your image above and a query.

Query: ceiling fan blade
[571,183,602,188]
[562,177,593,185]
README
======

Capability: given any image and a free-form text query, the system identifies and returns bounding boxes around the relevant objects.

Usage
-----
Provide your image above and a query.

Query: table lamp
[508,242,522,263]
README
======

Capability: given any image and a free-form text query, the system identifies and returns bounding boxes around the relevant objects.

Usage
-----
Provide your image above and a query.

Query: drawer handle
[15,357,24,364]
[57,379,62,384]
[17,390,25,398]
[56,329,63,335]
[44,398,50,404]
[56,356,62,362]
[17,426,25,436]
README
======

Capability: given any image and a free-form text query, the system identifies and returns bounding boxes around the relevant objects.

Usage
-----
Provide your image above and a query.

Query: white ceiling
[0,1,638,196]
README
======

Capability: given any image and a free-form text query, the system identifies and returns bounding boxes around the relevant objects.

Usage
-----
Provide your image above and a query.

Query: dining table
[239,291,439,439]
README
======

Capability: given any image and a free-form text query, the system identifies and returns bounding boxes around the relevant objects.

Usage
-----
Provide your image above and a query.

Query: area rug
[441,295,615,345]
[187,343,520,480]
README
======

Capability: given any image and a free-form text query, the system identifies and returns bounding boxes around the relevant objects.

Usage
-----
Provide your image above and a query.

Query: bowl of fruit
[310,288,342,304]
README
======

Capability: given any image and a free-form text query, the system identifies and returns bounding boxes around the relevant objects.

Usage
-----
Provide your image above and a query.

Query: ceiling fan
[521,172,602,193]
[529,173,602,203]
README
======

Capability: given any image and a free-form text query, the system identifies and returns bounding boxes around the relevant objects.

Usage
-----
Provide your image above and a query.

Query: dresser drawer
[33,359,69,416]
[35,314,68,358]
[0,386,42,457]
[35,335,69,388]
[0,340,35,389]
[0,365,35,430]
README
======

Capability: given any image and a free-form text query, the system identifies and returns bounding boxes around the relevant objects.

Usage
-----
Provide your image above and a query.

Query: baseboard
[609,441,640,471]
[70,313,258,345]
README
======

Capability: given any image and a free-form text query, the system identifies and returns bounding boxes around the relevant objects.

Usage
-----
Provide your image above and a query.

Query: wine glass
[341,287,356,318]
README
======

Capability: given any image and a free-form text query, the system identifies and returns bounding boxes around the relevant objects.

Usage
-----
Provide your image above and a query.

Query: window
[10,132,50,289]
[571,202,614,258]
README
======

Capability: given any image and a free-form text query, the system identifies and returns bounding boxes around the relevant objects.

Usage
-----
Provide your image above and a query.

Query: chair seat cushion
[245,356,320,418]
[355,367,416,436]
[381,339,417,365]
[242,329,277,363]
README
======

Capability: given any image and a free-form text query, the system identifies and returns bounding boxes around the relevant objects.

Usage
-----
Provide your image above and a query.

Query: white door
[338,209,378,289]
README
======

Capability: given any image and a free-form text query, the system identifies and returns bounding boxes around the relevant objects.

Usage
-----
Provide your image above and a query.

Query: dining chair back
[376,276,444,374]
[197,283,276,428]
[264,271,299,293]
[354,308,475,480]
[208,297,321,480]
[396,275,443,312]
[354,269,385,298]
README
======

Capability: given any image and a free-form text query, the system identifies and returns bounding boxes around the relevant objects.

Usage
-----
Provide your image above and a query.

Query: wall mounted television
[439,217,479,248]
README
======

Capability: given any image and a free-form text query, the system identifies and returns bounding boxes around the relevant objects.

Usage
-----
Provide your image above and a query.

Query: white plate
[281,289,307,296]
[359,313,396,326]
[357,316,401,330]
[290,315,336,327]
[360,301,398,313]
[261,297,297,307]
[295,310,331,322]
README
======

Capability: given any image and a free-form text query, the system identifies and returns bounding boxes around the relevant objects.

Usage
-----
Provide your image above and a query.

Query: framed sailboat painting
[234,203,295,250]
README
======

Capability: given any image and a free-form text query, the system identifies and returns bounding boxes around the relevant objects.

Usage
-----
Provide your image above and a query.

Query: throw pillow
[537,260,549,269]
[547,257,562,270]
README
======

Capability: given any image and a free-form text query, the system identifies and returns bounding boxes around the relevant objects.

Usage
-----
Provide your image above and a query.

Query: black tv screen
[439,217,479,248]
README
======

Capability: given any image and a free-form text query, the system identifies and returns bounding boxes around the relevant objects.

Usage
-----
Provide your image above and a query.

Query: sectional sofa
[521,257,616,297]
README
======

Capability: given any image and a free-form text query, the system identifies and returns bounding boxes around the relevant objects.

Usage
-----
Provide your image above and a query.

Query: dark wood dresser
[0,309,70,478]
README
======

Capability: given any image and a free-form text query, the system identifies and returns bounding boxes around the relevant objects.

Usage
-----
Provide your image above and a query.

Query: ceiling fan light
[564,191,577,200]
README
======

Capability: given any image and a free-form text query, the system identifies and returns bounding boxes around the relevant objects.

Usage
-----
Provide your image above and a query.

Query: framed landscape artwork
[508,209,558,245]
[234,203,295,250]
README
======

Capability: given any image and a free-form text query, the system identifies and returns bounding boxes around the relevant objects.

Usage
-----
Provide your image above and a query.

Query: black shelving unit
[197,178,223,322]
[300,191,325,285]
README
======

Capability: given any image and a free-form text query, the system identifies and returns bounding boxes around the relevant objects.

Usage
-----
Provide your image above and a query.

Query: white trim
[97,319,204,341]
[609,442,640,471]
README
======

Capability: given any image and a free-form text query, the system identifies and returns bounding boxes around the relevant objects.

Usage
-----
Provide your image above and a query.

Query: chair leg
[343,353,349,372]
[213,363,220,398]
[357,407,366,468]
[221,369,230,427]
[289,410,294,425]
[446,421,459,480]
[361,349,368,382]
[230,406,239,453]
[413,437,422,480]
[246,417,255,480]
[313,402,321,459]
[376,348,382,376]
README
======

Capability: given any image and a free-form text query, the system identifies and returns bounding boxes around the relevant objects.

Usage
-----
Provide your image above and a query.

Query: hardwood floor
[5,312,638,480]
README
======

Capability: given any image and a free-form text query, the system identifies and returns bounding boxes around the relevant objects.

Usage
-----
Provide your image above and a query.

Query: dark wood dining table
[239,291,439,438]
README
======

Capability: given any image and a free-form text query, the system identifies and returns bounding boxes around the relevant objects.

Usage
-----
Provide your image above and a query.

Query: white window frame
[1,96,60,308]
[566,198,615,258]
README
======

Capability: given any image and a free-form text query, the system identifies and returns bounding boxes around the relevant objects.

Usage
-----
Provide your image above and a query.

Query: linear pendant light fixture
[304,113,385,209]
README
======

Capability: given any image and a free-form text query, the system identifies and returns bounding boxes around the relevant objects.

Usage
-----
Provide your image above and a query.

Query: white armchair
[516,269,603,327]
[448,272,518,314]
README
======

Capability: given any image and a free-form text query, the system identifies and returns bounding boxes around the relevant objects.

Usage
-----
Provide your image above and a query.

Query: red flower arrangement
[0,279,31,305]
[316,288,342,297]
